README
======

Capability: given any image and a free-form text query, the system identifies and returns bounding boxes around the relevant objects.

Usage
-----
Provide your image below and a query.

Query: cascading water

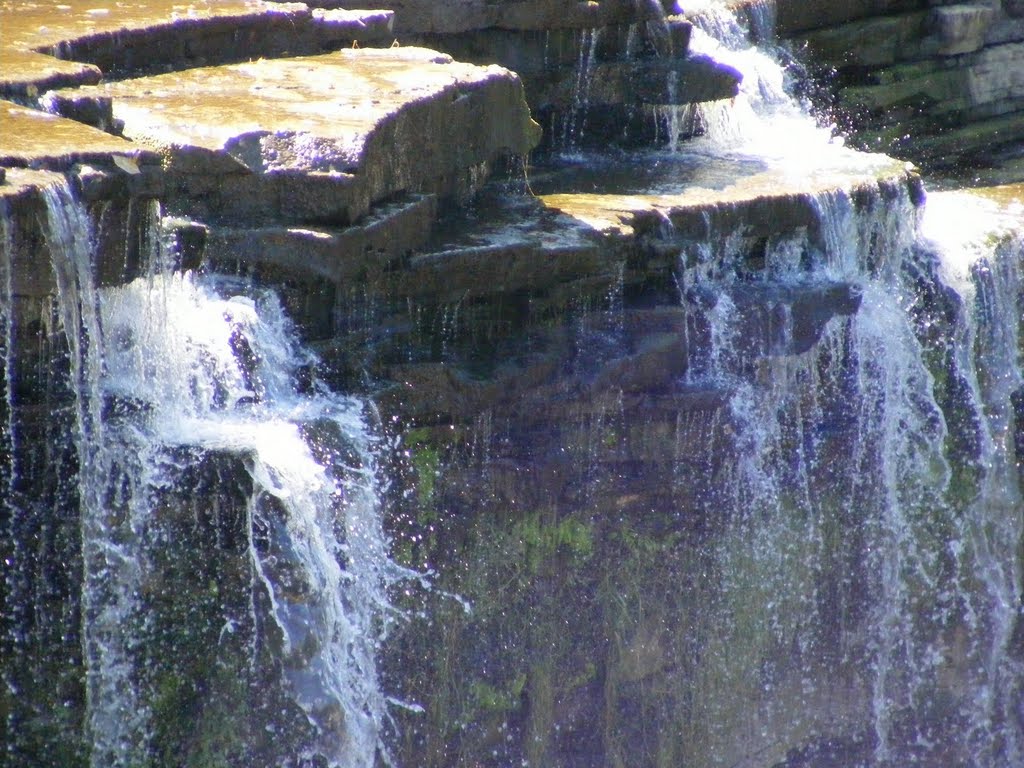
[916,191,1024,766]
[5,179,403,768]
[681,0,839,156]
[671,2,1024,766]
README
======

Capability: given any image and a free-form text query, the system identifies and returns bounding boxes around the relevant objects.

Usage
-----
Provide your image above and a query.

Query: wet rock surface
[3,3,1023,768]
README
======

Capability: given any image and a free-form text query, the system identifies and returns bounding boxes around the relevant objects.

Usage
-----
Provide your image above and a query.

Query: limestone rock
[783,1,1024,176]
[796,13,930,69]
[966,41,1024,107]
[0,0,394,97]
[536,54,741,111]
[304,0,666,35]
[51,48,541,225]
[0,101,161,188]
[774,0,925,34]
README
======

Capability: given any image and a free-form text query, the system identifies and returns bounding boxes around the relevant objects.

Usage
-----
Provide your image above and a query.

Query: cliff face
[1,2,1023,768]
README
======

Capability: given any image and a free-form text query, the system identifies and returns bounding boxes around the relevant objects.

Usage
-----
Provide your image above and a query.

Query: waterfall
[561,27,602,149]
[918,191,1024,766]
[683,0,839,157]
[0,200,12,502]
[16,179,401,768]
[672,3,1024,765]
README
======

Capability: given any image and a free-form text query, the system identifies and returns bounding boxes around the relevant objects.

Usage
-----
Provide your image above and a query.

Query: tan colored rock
[50,48,541,225]
[0,0,394,98]
[305,0,665,34]
[0,100,159,174]
[538,148,910,239]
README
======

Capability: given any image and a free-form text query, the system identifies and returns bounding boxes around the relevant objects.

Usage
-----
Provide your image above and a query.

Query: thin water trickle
[0,200,13,485]
[561,27,601,149]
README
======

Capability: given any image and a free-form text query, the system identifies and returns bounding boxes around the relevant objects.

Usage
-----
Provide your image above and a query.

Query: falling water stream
[27,180,403,768]
[664,3,1024,766]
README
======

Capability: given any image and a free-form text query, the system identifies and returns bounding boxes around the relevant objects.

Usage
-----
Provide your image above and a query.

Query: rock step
[0,0,395,99]
[303,0,667,35]
[0,100,159,176]
[46,47,540,227]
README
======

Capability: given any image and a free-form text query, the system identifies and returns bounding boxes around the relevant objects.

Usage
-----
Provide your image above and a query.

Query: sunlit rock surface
[3,3,1022,768]
[301,0,667,34]
[47,48,540,225]
[0,101,158,175]
[0,0,394,97]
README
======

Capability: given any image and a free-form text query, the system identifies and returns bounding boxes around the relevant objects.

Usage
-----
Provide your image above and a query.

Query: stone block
[966,41,1024,107]
[796,12,930,69]
[775,0,925,34]
[0,101,159,176]
[928,2,997,55]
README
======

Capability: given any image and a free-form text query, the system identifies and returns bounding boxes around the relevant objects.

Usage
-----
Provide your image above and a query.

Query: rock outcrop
[46,48,540,227]
[0,0,395,98]
[311,0,741,148]
[778,0,1024,180]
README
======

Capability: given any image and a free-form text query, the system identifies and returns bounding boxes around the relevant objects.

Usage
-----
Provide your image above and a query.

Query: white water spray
[40,181,402,768]
[682,0,841,159]
[673,3,1024,763]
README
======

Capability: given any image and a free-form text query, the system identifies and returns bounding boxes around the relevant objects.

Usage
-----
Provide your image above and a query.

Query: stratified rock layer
[0,0,395,97]
[781,0,1024,179]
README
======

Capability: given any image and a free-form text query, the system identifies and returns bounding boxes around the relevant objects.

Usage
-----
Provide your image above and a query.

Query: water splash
[683,0,841,159]
[101,273,402,766]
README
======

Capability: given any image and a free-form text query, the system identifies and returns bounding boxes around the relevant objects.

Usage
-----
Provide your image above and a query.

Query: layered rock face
[2,2,1023,768]
[777,0,1024,180]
